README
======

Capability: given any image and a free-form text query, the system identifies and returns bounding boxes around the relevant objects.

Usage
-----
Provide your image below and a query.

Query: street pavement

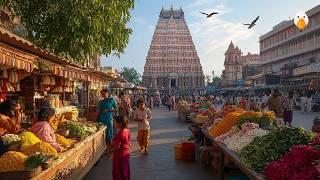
[85,107,217,180]
[291,110,320,130]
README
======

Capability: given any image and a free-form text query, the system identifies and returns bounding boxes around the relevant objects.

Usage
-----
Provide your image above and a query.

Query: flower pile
[0,151,27,172]
[223,123,268,152]
[55,134,77,148]
[215,126,239,143]
[240,127,315,172]
[19,131,41,148]
[236,111,276,128]
[21,141,58,157]
[209,110,244,137]
[1,134,21,145]
[263,145,320,180]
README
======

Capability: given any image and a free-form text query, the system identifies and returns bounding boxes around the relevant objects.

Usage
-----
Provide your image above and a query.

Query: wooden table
[31,127,107,180]
[193,125,265,180]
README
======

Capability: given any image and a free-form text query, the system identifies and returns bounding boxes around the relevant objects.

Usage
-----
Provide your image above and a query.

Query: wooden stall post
[219,147,225,180]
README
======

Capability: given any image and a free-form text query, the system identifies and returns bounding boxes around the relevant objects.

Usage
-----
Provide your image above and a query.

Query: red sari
[112,129,130,180]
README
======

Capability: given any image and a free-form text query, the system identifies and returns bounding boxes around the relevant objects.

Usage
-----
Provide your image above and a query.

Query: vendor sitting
[30,107,62,152]
[0,100,22,155]
[0,100,22,136]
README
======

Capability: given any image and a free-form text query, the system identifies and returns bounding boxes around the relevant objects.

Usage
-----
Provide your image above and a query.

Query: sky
[101,0,320,76]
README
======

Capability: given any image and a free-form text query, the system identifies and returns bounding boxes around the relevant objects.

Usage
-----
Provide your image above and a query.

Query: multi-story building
[222,42,260,87]
[259,4,320,88]
[142,7,204,95]
[222,41,242,87]
[242,52,261,79]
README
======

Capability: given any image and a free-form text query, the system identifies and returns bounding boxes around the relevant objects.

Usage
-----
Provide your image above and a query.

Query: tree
[212,76,222,87]
[120,67,141,85]
[1,0,135,64]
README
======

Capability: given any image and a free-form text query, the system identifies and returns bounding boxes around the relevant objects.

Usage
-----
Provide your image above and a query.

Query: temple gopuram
[142,6,204,96]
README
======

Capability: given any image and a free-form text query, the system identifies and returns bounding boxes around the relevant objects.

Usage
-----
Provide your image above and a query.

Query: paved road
[292,110,319,130]
[85,107,217,180]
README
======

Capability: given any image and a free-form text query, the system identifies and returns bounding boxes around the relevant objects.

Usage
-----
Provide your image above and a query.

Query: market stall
[185,102,320,180]
[0,27,109,179]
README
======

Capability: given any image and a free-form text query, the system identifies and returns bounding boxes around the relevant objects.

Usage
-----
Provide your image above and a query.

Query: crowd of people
[192,89,320,127]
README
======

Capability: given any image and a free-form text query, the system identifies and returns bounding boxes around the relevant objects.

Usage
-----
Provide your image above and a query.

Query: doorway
[171,79,176,88]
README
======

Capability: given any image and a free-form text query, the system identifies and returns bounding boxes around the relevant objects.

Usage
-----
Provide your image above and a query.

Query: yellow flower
[21,142,58,157]
[55,134,77,148]
[0,151,27,172]
[19,131,41,148]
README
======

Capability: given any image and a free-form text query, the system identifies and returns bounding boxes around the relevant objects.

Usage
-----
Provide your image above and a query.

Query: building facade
[259,4,320,85]
[222,42,242,87]
[222,42,260,87]
[142,7,204,95]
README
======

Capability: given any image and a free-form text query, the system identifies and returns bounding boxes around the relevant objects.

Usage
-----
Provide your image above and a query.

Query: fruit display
[0,151,27,172]
[1,134,21,146]
[21,141,58,157]
[240,127,315,172]
[55,134,77,148]
[65,121,98,139]
[20,131,41,148]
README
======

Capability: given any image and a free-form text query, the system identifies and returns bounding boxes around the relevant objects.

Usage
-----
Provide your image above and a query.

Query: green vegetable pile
[65,122,97,139]
[236,112,276,128]
[240,127,315,172]
[25,153,52,170]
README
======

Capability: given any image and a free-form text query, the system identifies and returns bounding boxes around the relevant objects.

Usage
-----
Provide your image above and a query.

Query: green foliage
[120,67,141,85]
[1,0,135,64]
[212,76,222,87]
[66,121,97,139]
[25,153,52,170]
[240,127,315,172]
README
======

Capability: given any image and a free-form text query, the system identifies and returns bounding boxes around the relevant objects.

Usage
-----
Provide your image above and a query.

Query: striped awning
[0,46,34,72]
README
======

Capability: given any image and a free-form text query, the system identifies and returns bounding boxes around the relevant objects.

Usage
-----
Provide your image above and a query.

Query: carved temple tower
[142,6,204,95]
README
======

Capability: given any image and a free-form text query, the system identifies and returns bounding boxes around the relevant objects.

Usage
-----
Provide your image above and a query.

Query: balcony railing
[293,63,320,76]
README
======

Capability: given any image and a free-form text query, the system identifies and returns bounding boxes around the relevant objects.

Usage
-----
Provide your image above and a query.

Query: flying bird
[200,11,219,18]
[243,16,259,29]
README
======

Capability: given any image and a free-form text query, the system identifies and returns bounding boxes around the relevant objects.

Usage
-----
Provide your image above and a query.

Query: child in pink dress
[110,116,130,180]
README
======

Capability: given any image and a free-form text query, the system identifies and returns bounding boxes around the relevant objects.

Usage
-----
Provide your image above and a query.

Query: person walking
[133,99,152,154]
[110,116,130,180]
[167,95,172,111]
[171,95,176,111]
[119,92,132,122]
[306,94,312,112]
[300,94,306,113]
[97,89,118,149]
[268,89,283,118]
[283,92,294,126]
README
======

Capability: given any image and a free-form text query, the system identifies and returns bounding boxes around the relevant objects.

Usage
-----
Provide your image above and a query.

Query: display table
[31,127,106,180]
[190,122,265,180]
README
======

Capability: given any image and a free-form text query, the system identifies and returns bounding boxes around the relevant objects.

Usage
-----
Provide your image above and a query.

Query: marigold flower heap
[209,110,244,138]
[20,131,41,148]
[0,151,27,172]
[21,141,58,157]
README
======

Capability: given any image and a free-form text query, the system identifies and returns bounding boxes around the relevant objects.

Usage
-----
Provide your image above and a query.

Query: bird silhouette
[243,16,259,29]
[200,11,219,18]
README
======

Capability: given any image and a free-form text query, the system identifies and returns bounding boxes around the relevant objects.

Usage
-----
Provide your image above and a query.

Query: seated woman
[0,100,22,155]
[30,107,62,152]
[0,100,22,136]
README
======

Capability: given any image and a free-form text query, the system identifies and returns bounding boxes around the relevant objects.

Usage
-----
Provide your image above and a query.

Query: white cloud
[188,3,255,76]
[132,16,146,25]
[187,0,217,8]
